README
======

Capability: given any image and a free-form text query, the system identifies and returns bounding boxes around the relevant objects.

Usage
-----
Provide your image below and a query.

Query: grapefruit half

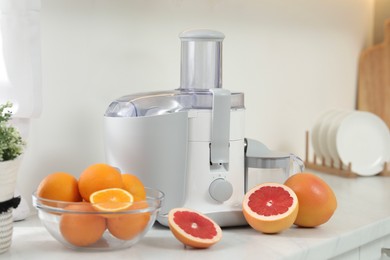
[242,183,299,234]
[168,208,222,248]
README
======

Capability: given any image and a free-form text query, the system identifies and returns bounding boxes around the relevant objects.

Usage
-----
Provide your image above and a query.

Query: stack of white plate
[311,109,390,176]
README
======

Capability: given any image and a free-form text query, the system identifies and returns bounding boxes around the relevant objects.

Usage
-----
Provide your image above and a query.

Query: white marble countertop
[3,171,390,259]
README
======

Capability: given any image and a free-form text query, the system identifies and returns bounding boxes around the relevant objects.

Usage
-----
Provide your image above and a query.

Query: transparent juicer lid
[105,29,244,118]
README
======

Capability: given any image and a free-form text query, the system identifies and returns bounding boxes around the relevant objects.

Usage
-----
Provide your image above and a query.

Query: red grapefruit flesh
[242,183,298,234]
[168,208,222,248]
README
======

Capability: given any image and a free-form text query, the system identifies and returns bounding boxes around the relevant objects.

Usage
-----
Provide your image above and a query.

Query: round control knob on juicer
[209,178,233,202]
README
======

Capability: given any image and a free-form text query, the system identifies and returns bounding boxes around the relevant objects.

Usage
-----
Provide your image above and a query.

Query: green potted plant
[0,102,24,254]
[0,102,24,162]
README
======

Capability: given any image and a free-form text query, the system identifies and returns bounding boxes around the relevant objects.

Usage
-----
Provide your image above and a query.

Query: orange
[37,172,82,202]
[121,174,146,201]
[168,208,222,248]
[242,183,298,234]
[78,163,123,202]
[107,201,151,240]
[89,188,134,212]
[59,203,106,247]
[284,172,337,227]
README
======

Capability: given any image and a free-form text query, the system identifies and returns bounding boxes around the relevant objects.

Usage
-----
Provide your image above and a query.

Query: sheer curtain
[0,0,41,221]
[0,0,42,120]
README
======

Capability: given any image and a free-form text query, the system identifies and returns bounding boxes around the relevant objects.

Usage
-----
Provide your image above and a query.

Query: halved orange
[89,188,134,212]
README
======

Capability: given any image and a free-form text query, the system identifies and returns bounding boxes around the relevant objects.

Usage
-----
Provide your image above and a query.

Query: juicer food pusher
[104,29,304,227]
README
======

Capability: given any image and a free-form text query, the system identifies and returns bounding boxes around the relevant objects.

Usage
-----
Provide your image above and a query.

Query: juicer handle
[210,89,231,165]
[290,153,305,173]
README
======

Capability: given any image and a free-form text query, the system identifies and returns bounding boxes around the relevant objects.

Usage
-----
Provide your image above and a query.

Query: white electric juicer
[104,29,304,227]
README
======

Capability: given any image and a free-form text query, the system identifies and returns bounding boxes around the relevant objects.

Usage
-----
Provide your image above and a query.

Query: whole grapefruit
[284,172,337,227]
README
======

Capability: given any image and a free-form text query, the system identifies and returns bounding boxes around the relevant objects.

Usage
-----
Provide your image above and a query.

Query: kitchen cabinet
[4,171,390,259]
[331,234,390,260]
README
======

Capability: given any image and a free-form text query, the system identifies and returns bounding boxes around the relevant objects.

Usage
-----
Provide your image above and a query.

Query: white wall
[18,0,374,208]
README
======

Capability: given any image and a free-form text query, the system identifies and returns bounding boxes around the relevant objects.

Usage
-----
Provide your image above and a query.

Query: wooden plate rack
[304,131,390,178]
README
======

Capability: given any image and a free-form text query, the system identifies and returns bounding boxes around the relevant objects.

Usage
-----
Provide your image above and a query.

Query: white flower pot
[0,209,13,254]
[0,158,22,202]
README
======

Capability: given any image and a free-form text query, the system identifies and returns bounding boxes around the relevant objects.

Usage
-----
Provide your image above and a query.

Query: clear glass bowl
[32,187,164,251]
